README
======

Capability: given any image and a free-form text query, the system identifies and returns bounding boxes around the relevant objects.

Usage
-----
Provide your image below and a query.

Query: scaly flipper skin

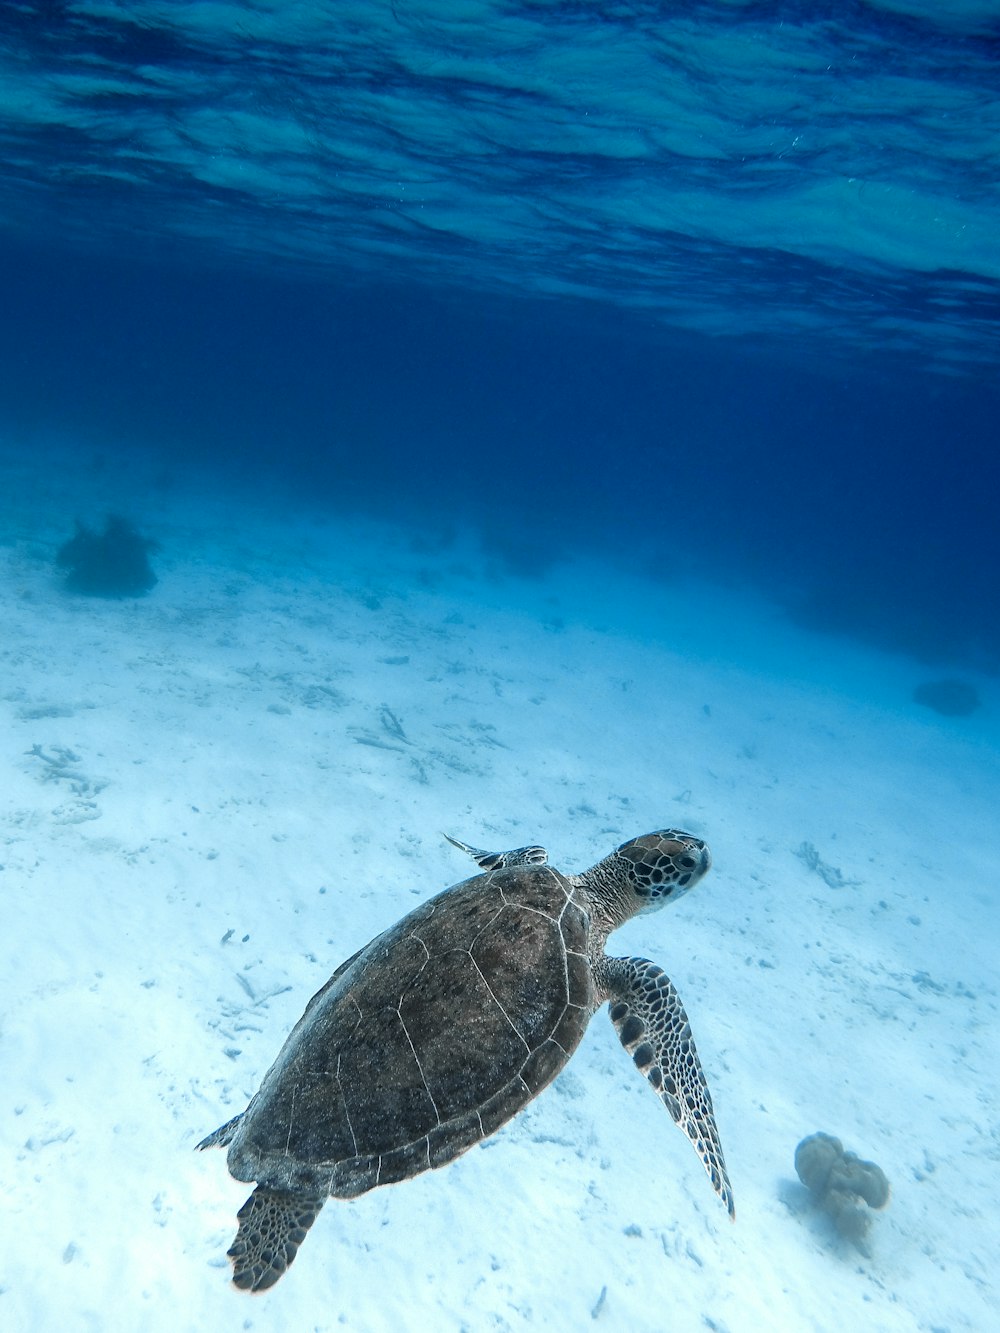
[196,1112,242,1151]
[442,833,549,870]
[227,1187,326,1292]
[598,955,735,1219]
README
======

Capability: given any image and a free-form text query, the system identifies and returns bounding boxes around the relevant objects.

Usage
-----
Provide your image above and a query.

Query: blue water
[2,0,998,672]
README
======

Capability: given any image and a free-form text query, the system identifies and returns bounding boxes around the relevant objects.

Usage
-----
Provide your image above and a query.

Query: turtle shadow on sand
[199,829,734,1291]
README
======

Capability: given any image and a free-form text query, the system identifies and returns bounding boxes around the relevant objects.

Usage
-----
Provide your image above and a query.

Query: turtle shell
[226,863,595,1198]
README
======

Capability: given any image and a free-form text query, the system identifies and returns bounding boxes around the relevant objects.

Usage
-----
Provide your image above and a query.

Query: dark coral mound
[56,515,158,597]
[788,583,999,676]
[913,679,981,717]
[794,1131,890,1254]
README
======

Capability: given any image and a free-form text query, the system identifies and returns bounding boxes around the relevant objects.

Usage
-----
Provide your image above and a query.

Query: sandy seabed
[2,439,997,1333]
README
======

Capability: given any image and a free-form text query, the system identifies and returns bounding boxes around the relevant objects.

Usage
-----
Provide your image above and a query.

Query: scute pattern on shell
[226,865,594,1198]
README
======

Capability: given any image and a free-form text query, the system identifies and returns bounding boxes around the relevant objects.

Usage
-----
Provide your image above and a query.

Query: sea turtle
[198,829,733,1291]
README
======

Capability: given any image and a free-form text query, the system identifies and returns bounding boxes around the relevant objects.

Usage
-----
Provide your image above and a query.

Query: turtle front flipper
[599,955,735,1219]
[227,1186,325,1291]
[443,832,548,870]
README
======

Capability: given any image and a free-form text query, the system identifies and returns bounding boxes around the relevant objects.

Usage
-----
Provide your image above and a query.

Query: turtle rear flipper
[443,832,548,869]
[227,1186,325,1291]
[197,1112,243,1151]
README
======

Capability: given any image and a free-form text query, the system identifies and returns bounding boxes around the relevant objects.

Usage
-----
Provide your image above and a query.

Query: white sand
[2,438,997,1333]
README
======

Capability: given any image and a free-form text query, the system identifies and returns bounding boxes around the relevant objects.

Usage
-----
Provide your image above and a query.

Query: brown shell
[226,864,595,1198]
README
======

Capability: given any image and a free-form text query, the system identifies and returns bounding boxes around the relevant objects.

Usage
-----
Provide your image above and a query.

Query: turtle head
[584,829,711,923]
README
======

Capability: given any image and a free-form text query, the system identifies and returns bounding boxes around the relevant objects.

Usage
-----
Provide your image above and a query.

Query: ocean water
[1,4,998,1331]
